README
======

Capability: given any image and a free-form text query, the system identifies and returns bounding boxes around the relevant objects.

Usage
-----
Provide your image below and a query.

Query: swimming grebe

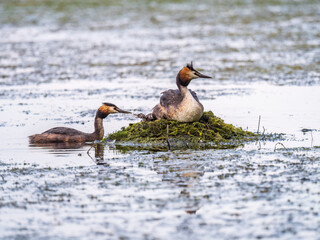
[139,62,211,122]
[29,103,131,143]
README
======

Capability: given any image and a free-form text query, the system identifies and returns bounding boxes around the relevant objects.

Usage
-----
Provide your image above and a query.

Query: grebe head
[178,62,212,86]
[97,103,131,118]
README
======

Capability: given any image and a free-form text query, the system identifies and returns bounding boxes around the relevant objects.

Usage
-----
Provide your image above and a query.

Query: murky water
[0,0,320,239]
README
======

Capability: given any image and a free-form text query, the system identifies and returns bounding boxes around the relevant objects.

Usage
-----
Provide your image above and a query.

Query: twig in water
[87,143,96,163]
[310,131,314,147]
[274,142,288,152]
[87,144,93,155]
[166,124,171,150]
[257,115,261,134]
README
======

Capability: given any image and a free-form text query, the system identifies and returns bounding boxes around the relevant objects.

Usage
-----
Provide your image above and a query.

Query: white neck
[179,84,189,96]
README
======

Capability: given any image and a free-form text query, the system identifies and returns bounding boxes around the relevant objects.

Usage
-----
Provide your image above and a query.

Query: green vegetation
[106,111,256,150]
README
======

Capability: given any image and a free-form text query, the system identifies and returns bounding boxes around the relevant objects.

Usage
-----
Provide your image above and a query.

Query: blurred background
[1,0,319,86]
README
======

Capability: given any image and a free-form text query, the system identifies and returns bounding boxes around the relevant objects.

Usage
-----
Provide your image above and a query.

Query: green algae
[106,111,257,150]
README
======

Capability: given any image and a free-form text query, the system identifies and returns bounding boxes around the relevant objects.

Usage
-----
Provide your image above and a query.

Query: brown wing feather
[160,89,200,108]
[43,127,86,136]
[189,89,200,103]
[160,89,182,108]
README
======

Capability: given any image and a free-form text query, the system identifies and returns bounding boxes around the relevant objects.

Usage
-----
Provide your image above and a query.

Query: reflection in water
[179,170,203,215]
[29,141,202,213]
[28,142,88,158]
[29,142,108,165]
[87,143,106,165]
[155,154,205,215]
[29,142,86,149]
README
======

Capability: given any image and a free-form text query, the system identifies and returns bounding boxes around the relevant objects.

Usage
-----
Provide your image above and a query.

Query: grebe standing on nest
[139,62,212,122]
[29,103,131,143]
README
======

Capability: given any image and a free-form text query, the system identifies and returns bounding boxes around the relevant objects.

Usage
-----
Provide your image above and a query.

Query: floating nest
[106,111,257,150]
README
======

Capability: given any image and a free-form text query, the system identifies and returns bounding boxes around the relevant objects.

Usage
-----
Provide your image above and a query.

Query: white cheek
[190,72,198,79]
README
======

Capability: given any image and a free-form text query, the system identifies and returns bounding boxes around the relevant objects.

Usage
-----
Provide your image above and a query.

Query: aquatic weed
[106,111,256,150]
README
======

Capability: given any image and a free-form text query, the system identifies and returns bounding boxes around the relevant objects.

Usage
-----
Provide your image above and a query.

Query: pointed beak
[115,108,131,114]
[195,71,212,79]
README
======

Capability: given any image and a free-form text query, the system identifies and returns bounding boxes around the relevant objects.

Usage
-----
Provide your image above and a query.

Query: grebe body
[147,62,211,122]
[29,103,130,144]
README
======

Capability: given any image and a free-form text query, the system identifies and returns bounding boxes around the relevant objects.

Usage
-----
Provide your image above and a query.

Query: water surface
[0,0,320,239]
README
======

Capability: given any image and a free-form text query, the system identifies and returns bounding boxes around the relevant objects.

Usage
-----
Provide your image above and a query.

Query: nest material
[106,111,256,150]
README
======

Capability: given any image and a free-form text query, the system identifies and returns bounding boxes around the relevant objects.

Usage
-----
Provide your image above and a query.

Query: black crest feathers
[103,102,116,107]
[186,61,194,71]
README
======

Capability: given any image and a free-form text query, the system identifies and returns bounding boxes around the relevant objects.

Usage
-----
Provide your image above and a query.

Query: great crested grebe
[29,103,131,144]
[139,62,211,122]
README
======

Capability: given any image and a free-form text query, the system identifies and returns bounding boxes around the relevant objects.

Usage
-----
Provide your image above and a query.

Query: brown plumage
[29,103,131,144]
[138,62,212,122]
